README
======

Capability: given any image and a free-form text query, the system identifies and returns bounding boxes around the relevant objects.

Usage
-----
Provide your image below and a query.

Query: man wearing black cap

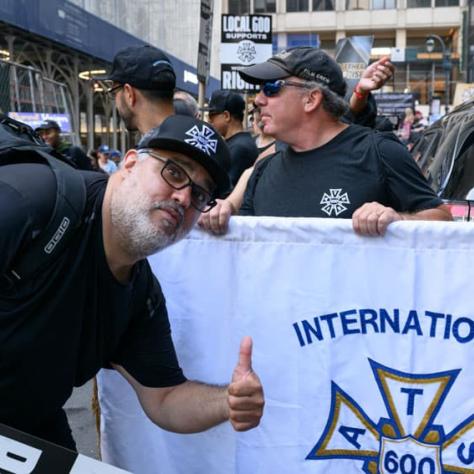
[35,119,92,170]
[101,45,176,134]
[237,47,451,235]
[0,115,263,450]
[205,90,258,187]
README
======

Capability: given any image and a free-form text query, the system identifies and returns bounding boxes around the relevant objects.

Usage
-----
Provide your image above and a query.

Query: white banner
[98,217,474,474]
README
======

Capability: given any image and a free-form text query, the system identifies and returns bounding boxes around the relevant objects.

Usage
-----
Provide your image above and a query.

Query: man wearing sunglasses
[99,45,176,134]
[237,47,451,236]
[0,114,264,450]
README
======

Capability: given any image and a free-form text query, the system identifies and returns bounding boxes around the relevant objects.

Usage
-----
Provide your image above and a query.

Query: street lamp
[425,34,451,114]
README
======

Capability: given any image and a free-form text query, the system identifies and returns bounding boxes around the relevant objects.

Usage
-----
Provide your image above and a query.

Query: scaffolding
[0,58,77,142]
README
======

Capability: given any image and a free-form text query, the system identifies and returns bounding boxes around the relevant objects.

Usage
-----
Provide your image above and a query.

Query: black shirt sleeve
[376,132,444,212]
[112,265,187,388]
[343,93,378,128]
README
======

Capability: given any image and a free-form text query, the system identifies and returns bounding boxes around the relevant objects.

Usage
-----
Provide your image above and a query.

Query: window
[406,0,431,7]
[346,0,370,9]
[372,0,396,8]
[286,0,309,12]
[228,0,250,14]
[312,0,335,10]
[255,0,277,12]
[287,33,320,48]
[272,34,279,54]
[435,0,459,5]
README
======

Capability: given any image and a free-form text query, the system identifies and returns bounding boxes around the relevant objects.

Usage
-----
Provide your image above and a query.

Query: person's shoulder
[80,170,109,204]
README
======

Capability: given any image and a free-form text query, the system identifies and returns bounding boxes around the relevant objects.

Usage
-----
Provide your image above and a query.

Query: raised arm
[113,336,264,433]
[349,56,394,116]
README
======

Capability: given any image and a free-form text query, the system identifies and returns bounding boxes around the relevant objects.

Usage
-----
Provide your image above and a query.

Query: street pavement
[65,379,100,460]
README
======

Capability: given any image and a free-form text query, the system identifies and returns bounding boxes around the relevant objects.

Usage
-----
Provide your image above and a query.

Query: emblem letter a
[338,426,366,449]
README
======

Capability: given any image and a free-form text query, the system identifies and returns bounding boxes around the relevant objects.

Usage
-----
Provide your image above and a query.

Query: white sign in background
[99,217,474,474]
[220,15,272,91]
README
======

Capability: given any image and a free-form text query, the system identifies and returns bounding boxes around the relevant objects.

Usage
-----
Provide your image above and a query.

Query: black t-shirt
[0,164,186,435]
[227,131,259,187]
[240,124,442,217]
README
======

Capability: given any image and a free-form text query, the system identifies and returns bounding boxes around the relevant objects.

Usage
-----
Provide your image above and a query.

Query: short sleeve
[111,269,187,388]
[376,133,443,212]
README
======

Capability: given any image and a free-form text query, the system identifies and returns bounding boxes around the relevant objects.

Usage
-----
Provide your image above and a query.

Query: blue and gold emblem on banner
[307,359,474,472]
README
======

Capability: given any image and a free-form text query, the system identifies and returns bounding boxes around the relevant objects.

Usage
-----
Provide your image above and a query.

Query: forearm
[143,380,229,433]
[349,91,369,115]
[225,167,254,213]
[400,205,453,222]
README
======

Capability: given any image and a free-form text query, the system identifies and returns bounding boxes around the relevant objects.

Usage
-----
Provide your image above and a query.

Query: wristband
[353,84,368,100]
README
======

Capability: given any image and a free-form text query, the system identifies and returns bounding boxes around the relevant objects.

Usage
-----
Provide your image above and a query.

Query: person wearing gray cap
[236,47,451,235]
[0,114,263,450]
[100,45,176,134]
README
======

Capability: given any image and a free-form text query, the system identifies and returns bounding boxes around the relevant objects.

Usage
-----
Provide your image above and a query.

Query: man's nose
[171,185,192,209]
[255,90,266,106]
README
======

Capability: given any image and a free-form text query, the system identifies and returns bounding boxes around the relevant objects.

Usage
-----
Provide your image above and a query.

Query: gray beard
[110,183,186,261]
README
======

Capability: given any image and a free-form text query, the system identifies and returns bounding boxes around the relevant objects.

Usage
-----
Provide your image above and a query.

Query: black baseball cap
[202,90,245,116]
[138,115,231,197]
[238,47,347,97]
[35,119,61,132]
[99,45,176,91]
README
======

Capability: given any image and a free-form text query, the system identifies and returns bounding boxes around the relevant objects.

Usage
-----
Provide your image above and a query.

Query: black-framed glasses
[261,80,314,97]
[107,84,123,97]
[139,149,217,213]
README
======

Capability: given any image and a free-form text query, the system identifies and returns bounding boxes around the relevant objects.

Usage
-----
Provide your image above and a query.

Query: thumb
[235,336,253,377]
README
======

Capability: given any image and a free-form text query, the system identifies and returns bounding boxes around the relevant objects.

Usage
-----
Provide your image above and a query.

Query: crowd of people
[0,43,453,455]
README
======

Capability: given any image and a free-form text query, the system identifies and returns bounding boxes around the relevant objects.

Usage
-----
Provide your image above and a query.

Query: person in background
[249,103,275,157]
[398,107,415,146]
[173,90,200,118]
[204,90,259,187]
[97,144,117,175]
[100,45,175,134]
[110,149,122,167]
[35,119,92,171]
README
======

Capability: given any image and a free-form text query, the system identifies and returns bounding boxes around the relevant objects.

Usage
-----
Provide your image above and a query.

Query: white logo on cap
[185,125,218,155]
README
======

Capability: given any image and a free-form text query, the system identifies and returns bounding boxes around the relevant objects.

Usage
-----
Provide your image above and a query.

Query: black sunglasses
[261,80,314,97]
[107,84,124,96]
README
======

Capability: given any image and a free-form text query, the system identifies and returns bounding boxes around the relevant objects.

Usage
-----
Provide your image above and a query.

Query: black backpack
[0,115,86,283]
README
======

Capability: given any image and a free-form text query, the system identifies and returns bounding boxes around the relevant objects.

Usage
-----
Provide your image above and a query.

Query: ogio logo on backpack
[44,217,70,254]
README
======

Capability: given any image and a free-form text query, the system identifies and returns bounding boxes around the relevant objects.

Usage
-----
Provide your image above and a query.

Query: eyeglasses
[261,80,314,97]
[139,150,217,213]
[107,84,124,97]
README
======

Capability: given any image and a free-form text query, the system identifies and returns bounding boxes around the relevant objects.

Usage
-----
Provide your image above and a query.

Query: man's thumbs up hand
[228,336,264,431]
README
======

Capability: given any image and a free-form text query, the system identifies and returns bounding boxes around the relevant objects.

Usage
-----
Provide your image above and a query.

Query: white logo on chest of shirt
[184,125,218,155]
[320,189,350,216]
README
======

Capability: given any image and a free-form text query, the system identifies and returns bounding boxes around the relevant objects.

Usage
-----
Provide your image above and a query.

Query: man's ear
[122,83,137,107]
[121,149,139,173]
[223,110,232,123]
[303,89,323,113]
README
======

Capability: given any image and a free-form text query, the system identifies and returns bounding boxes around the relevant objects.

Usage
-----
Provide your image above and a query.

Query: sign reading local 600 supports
[220,15,272,91]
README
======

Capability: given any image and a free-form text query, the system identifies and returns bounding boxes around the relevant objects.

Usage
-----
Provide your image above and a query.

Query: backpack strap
[0,117,87,283]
